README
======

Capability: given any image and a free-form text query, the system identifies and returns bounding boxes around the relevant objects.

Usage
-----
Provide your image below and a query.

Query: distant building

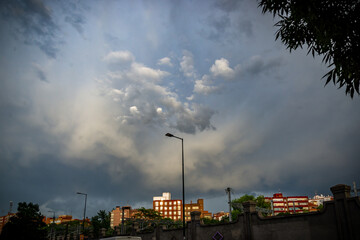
[266,193,309,215]
[43,215,88,225]
[153,193,212,221]
[309,194,333,206]
[0,213,16,234]
[184,199,212,221]
[213,211,229,221]
[153,192,182,221]
[110,206,134,229]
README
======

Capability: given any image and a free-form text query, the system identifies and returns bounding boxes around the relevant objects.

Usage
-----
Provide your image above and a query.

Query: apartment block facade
[153,192,183,221]
[184,199,212,221]
[153,193,212,221]
[266,193,309,215]
[110,206,134,229]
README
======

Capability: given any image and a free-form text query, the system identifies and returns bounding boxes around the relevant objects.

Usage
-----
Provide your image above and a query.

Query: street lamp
[76,192,87,234]
[165,132,186,240]
[48,211,55,240]
[48,210,55,224]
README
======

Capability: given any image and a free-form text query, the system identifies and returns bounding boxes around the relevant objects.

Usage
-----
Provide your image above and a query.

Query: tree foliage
[91,210,111,238]
[134,207,162,220]
[0,202,47,240]
[259,0,360,97]
[230,194,271,220]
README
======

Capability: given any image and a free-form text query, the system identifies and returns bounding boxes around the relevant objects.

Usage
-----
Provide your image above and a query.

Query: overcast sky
[0,0,359,220]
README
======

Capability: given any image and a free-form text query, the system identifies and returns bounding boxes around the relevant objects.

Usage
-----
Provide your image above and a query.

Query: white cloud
[130,106,140,115]
[210,57,235,79]
[103,50,135,63]
[101,50,215,134]
[180,50,196,78]
[131,63,170,82]
[157,57,173,67]
[194,75,220,95]
[156,107,163,114]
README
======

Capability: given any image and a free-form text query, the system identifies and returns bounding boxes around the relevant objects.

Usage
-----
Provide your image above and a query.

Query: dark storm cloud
[62,2,88,35]
[0,0,60,58]
[0,0,88,58]
[203,14,231,41]
[243,56,283,76]
[173,105,216,134]
[0,153,151,218]
[215,0,242,13]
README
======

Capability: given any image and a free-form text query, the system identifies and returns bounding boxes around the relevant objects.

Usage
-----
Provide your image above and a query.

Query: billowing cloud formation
[102,50,215,134]
[0,0,359,220]
[210,58,236,79]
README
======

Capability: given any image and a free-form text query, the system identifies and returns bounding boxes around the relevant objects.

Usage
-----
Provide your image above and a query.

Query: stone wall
[133,184,360,240]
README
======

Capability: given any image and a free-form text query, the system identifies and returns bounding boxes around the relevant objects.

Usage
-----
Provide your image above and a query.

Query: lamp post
[76,192,87,234]
[165,132,186,240]
[48,211,55,240]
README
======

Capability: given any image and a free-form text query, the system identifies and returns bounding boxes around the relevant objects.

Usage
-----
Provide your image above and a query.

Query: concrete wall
[133,184,360,240]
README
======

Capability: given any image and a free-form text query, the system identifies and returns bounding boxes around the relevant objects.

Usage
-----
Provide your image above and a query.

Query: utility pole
[225,187,232,222]
[352,181,360,197]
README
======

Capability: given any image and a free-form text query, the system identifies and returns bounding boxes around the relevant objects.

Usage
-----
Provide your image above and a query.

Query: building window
[169,202,172,205]
[155,202,159,206]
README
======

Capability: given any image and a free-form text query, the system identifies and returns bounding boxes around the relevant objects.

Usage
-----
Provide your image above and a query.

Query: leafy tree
[317,204,324,211]
[134,207,162,220]
[259,0,360,97]
[0,202,47,240]
[201,218,220,225]
[230,194,271,220]
[91,210,110,238]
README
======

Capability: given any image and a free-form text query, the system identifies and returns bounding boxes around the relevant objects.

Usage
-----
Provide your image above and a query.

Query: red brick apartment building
[110,206,136,228]
[266,193,309,215]
[184,199,212,221]
[153,192,212,221]
[153,192,183,221]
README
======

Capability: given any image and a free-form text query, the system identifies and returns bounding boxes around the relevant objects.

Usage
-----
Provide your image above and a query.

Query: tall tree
[91,210,110,239]
[0,202,47,240]
[259,0,360,97]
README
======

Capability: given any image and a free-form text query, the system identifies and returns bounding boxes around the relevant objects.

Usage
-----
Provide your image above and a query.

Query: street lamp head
[165,133,174,137]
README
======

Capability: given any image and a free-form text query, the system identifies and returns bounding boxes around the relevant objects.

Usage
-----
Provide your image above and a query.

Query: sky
[0,0,359,220]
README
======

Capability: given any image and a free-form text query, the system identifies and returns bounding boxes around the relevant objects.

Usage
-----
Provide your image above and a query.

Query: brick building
[184,199,212,221]
[153,192,182,221]
[110,206,135,229]
[153,193,212,221]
